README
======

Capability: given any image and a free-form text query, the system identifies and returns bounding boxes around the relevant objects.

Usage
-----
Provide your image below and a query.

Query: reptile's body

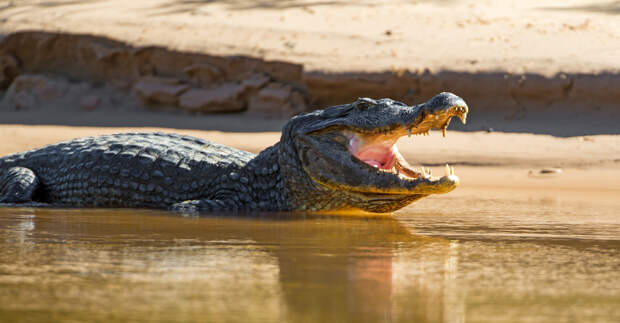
[0,92,468,213]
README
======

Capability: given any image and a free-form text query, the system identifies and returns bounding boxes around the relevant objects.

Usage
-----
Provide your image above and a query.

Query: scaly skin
[0,92,468,213]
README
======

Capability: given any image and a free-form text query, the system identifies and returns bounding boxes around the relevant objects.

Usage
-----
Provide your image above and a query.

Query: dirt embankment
[1,31,619,136]
[1,1,620,135]
[0,32,309,116]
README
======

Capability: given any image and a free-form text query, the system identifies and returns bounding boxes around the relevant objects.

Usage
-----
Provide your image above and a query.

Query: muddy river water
[1,186,619,322]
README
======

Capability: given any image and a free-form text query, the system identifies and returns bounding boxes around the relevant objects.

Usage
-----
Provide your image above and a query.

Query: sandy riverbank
[0,1,619,196]
[2,124,619,194]
[2,0,619,75]
[1,1,619,136]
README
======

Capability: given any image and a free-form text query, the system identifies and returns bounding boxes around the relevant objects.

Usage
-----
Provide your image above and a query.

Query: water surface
[1,187,619,322]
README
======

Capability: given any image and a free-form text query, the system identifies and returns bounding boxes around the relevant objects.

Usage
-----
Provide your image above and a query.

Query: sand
[1,0,618,75]
[1,1,619,196]
[2,124,619,195]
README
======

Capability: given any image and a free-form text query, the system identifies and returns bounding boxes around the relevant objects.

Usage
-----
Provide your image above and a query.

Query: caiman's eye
[352,98,376,110]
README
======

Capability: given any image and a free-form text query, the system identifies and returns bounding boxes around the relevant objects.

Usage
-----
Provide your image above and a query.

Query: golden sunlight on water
[0,186,619,322]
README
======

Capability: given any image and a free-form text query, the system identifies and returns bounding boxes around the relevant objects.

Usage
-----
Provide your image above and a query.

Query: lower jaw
[358,194,428,213]
[373,158,423,180]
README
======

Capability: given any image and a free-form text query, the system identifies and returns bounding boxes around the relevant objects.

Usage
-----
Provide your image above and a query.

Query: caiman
[0,92,468,213]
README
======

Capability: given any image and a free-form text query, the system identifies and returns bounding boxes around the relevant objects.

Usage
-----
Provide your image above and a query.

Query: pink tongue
[349,136,395,170]
[364,160,382,168]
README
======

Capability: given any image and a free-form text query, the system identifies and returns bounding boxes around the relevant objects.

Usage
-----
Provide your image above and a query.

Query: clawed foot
[169,200,201,215]
[169,199,238,215]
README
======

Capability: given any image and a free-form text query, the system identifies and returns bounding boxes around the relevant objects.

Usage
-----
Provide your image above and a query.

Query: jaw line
[344,121,461,192]
[303,107,466,196]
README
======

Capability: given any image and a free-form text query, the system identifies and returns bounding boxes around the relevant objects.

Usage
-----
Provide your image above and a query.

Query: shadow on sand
[540,1,620,15]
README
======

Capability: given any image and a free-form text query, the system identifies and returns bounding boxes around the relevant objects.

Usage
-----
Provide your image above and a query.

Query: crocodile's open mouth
[345,106,467,190]
[347,130,453,180]
[292,92,469,212]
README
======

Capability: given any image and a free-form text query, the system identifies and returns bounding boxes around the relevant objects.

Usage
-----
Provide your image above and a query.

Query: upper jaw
[401,103,468,138]
[345,103,468,139]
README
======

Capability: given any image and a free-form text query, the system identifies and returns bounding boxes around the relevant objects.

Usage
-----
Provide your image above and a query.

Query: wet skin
[0,92,468,213]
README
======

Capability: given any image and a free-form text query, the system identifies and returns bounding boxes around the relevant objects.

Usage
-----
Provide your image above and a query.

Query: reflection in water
[443,241,464,323]
[0,188,619,322]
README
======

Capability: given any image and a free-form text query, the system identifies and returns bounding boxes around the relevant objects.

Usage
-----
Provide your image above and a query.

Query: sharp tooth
[450,166,455,175]
[407,128,411,138]
[426,167,431,176]
[445,164,450,176]
[458,114,467,124]
[442,128,446,138]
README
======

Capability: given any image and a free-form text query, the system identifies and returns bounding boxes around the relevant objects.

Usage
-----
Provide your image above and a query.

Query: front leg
[169,199,242,214]
[0,167,40,204]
